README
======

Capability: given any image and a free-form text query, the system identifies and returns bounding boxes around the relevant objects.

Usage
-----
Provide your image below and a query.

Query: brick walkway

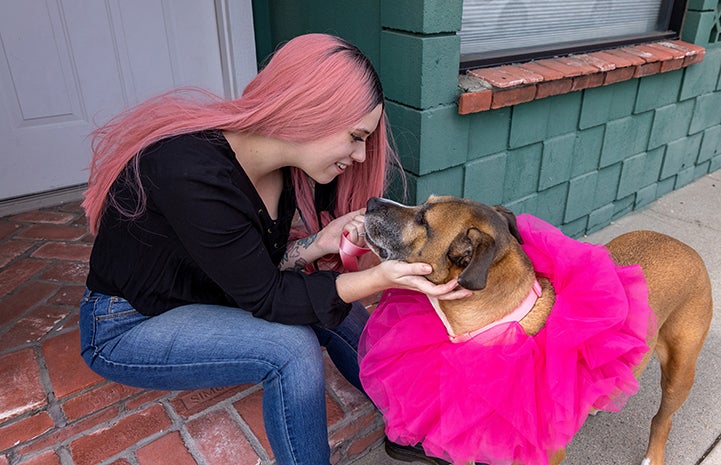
[0,201,384,465]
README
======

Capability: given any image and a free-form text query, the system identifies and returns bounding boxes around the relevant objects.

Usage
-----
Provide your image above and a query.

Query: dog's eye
[415,211,426,226]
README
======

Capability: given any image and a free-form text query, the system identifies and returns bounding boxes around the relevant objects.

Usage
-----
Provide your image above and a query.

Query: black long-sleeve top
[86,130,352,327]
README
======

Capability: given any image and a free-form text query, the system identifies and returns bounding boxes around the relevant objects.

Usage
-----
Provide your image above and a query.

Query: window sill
[457,40,706,115]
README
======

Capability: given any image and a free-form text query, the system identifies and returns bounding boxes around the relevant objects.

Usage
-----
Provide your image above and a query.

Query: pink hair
[83,34,401,247]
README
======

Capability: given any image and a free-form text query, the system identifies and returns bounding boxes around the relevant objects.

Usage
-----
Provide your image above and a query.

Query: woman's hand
[374,260,473,300]
[335,258,473,304]
[315,208,367,255]
[280,208,368,271]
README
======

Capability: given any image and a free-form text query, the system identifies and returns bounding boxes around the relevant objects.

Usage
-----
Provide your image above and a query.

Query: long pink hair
[83,33,400,242]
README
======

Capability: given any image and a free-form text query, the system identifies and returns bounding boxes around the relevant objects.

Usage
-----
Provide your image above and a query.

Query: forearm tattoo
[281,233,318,271]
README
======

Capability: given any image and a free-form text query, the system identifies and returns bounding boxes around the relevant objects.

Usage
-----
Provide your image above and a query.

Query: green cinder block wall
[252,0,721,237]
[446,48,721,237]
[380,0,721,237]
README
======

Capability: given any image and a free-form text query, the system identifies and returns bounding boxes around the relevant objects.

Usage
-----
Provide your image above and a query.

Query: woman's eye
[351,134,365,142]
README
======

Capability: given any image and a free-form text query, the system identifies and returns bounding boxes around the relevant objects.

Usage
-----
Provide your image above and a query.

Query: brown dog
[363,195,712,465]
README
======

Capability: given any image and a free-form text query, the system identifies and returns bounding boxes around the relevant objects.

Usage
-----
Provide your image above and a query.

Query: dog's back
[606,230,712,465]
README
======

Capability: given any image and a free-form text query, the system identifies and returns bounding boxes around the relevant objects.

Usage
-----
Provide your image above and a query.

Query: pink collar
[429,280,543,343]
[339,231,371,271]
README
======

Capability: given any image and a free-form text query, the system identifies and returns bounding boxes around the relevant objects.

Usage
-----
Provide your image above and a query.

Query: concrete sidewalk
[352,171,721,465]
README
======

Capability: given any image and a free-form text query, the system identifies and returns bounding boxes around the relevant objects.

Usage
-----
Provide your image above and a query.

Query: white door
[0,0,256,202]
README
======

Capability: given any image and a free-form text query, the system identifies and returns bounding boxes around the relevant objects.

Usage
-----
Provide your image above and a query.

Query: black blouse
[86,131,351,327]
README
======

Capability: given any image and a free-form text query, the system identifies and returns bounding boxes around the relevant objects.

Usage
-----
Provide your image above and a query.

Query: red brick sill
[457,40,706,115]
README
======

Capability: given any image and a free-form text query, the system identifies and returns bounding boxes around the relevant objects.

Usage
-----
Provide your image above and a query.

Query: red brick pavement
[0,202,384,465]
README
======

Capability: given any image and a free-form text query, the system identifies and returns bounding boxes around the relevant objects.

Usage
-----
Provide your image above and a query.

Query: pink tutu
[358,214,656,465]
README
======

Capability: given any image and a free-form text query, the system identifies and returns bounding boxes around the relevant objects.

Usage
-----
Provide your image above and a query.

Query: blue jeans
[79,290,368,465]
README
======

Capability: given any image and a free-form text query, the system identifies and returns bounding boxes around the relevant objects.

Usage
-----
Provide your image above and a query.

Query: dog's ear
[493,205,523,244]
[449,228,496,291]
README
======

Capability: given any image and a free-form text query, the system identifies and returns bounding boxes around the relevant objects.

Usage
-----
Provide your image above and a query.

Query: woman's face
[293,103,383,184]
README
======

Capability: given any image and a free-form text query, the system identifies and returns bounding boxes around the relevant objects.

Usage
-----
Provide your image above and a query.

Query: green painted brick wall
[636,71,684,112]
[467,108,511,160]
[571,126,604,177]
[688,0,718,10]
[251,0,382,66]
[413,46,721,236]
[252,0,721,237]
[565,172,598,222]
[386,102,469,176]
[540,134,576,191]
[380,31,460,109]
[579,79,637,129]
[699,125,721,162]
[648,101,695,149]
[384,1,721,236]
[464,153,506,204]
[381,0,462,34]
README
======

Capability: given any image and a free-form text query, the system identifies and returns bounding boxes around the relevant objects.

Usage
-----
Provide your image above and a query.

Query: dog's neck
[437,249,553,337]
[430,279,542,342]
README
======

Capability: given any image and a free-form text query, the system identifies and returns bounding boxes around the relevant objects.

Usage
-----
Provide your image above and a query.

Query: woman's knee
[268,324,325,384]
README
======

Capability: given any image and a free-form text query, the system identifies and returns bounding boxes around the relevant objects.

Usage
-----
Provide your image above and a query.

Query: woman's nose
[351,144,366,163]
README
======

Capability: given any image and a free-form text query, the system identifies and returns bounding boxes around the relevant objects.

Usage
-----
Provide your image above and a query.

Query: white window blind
[459,0,672,57]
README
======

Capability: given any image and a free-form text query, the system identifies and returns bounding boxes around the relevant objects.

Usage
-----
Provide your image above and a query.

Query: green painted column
[380,0,464,202]
[682,0,721,47]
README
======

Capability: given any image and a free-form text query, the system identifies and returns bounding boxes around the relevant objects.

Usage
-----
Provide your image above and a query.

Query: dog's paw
[641,458,651,465]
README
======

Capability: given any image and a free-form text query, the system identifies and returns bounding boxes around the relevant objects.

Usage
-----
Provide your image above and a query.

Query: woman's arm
[279,209,366,271]
[335,261,472,304]
[279,233,321,271]
[284,208,474,302]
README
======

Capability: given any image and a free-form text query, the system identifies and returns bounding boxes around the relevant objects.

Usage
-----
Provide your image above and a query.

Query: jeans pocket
[80,292,149,353]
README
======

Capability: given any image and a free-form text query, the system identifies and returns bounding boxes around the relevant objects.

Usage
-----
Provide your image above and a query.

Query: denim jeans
[79,290,368,465]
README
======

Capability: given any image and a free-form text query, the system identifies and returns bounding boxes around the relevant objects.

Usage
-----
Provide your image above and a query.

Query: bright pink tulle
[358,214,656,465]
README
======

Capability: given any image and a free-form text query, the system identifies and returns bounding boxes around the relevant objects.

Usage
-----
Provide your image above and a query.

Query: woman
[80,33,469,465]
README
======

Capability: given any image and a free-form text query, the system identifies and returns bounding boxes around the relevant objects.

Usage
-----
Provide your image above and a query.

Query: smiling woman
[77,33,470,465]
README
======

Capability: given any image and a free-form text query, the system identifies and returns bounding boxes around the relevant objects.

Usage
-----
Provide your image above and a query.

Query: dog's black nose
[367,197,383,212]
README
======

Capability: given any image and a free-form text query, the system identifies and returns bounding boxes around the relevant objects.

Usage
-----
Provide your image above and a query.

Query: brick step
[0,341,384,465]
[0,203,385,465]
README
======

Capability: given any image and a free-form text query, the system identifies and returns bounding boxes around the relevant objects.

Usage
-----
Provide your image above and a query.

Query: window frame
[459,0,689,71]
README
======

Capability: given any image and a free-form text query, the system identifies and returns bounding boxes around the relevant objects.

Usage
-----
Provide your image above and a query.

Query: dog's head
[364,196,523,290]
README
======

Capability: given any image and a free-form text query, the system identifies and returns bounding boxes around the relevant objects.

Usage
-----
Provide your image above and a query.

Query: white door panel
[0,0,253,201]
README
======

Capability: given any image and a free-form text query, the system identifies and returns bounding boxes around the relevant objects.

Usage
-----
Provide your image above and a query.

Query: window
[459,0,686,70]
